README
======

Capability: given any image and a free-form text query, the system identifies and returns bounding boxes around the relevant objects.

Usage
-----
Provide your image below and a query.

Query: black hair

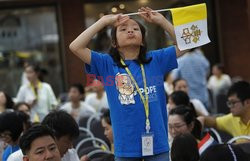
[25,63,48,81]
[200,144,248,161]
[171,133,199,161]
[227,81,250,102]
[41,110,79,139]
[16,111,32,131]
[70,83,84,94]
[213,63,224,72]
[101,108,111,125]
[109,18,152,67]
[169,105,202,139]
[0,111,24,142]
[19,124,56,155]
[169,91,197,117]
[0,91,14,109]
[14,102,31,111]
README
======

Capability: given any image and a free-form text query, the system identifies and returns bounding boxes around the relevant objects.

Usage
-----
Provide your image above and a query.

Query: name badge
[142,133,154,156]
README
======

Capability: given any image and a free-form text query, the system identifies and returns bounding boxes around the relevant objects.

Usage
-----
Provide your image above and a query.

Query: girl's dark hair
[171,133,199,161]
[169,91,197,117]
[0,91,14,109]
[169,105,202,139]
[109,18,152,67]
[200,144,248,161]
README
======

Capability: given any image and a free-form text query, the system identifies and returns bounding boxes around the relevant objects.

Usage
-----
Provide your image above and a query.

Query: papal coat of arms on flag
[170,3,210,51]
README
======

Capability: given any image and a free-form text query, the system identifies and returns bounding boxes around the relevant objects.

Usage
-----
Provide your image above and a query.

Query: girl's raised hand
[100,14,130,27]
[138,7,165,26]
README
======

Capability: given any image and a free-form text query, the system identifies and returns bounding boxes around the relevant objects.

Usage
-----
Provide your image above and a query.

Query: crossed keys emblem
[181,24,202,44]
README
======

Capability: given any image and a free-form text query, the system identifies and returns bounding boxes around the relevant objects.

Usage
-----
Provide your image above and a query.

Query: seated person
[101,109,113,152]
[19,124,61,161]
[0,112,24,161]
[60,84,95,122]
[173,79,209,116]
[171,133,199,161]
[169,106,217,155]
[200,81,250,142]
[8,110,80,161]
[42,110,80,161]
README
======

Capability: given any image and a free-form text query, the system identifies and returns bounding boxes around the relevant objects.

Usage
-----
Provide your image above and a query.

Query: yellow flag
[170,3,210,51]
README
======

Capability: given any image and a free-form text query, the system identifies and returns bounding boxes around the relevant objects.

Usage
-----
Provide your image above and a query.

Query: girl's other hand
[138,7,165,26]
[101,14,129,27]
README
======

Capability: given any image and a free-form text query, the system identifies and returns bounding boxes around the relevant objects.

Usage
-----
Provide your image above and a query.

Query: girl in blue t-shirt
[70,7,185,161]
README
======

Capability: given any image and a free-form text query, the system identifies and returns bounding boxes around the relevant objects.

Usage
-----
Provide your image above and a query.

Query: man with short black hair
[201,81,250,141]
[42,110,80,161]
[19,124,61,161]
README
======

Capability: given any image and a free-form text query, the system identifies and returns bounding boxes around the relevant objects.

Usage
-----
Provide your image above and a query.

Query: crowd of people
[0,7,249,161]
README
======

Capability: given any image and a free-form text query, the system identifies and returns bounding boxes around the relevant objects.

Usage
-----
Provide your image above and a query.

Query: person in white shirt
[207,64,231,110]
[60,83,95,122]
[85,80,109,112]
[16,63,57,121]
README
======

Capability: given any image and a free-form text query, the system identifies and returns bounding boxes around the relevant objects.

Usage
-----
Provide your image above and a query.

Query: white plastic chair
[227,135,250,144]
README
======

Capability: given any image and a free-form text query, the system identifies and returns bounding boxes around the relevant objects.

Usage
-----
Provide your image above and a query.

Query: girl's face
[168,114,192,138]
[116,19,143,48]
[0,92,6,106]
[25,66,38,82]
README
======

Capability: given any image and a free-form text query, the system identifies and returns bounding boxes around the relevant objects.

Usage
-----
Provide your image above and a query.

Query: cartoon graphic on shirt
[115,73,135,105]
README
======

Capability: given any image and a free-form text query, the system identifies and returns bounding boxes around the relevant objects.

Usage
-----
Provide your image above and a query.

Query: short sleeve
[85,50,111,77]
[151,46,178,75]
[216,114,232,132]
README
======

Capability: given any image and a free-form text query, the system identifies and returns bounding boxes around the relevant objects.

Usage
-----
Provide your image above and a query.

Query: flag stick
[124,8,170,16]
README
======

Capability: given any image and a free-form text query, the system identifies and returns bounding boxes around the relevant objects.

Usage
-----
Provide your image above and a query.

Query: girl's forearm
[160,18,176,42]
[69,18,107,52]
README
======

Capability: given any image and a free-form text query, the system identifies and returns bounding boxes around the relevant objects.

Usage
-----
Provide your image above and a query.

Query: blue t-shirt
[85,46,177,157]
[2,145,20,161]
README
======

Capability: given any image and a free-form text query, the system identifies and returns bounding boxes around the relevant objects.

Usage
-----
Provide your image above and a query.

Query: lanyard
[30,81,41,100]
[120,59,150,133]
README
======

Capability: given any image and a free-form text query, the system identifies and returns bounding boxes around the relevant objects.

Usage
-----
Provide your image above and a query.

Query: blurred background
[0,0,249,97]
